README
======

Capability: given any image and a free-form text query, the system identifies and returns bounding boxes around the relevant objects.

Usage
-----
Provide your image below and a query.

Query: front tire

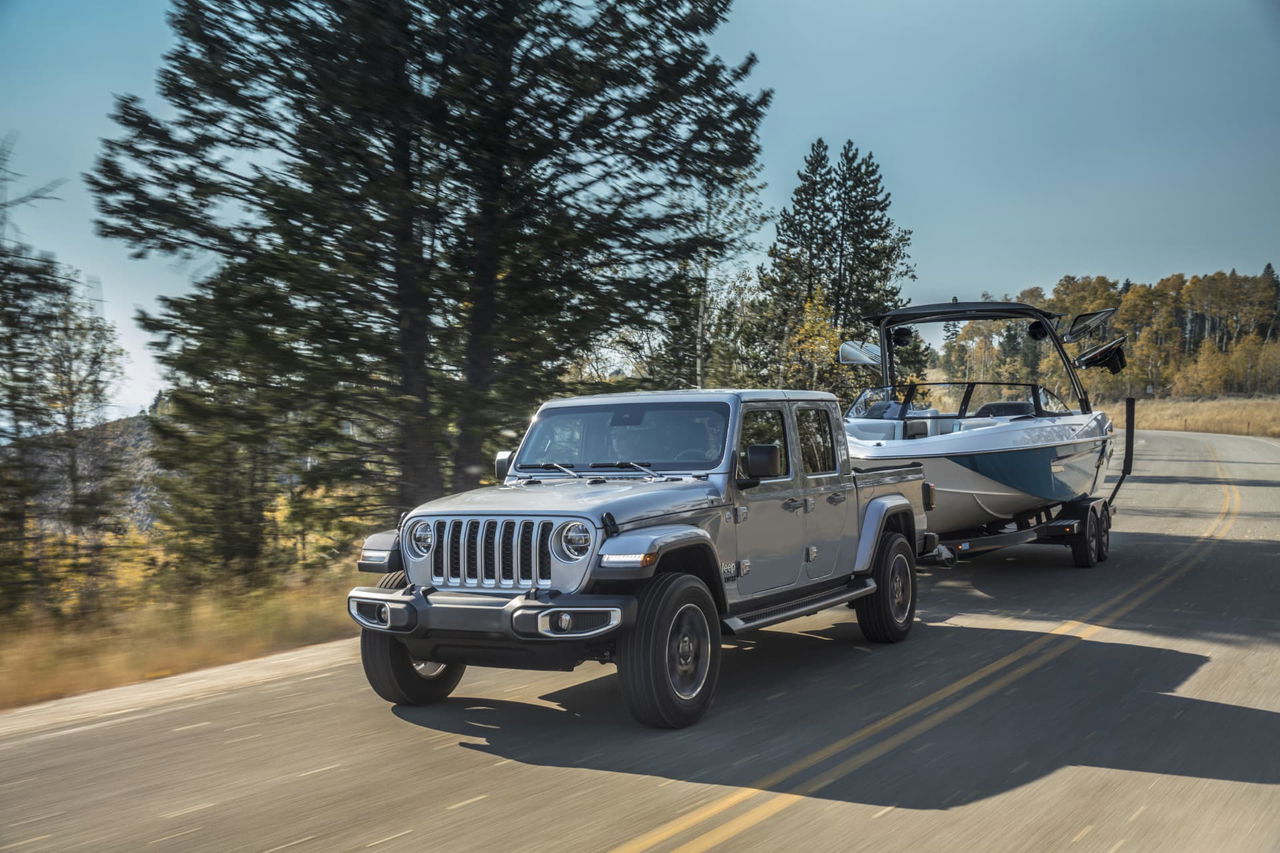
[854,532,917,643]
[359,570,466,705]
[617,573,721,728]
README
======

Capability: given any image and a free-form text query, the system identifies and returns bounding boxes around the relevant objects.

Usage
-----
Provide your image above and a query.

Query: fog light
[556,612,573,632]
[377,604,390,625]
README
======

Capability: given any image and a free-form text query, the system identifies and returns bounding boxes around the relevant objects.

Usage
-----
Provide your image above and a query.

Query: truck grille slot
[422,516,563,590]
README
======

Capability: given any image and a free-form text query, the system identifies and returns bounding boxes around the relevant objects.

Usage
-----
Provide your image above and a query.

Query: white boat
[842,302,1128,536]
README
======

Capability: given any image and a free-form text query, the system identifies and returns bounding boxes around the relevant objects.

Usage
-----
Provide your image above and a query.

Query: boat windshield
[847,382,1072,421]
[514,401,731,474]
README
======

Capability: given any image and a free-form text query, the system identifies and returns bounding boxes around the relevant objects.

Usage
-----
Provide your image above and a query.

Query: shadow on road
[921,532,1280,649]
[392,616,1280,810]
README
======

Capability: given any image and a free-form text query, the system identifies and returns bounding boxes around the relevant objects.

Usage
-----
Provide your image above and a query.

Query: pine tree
[89,0,771,550]
[829,142,914,336]
[0,245,67,614]
[1262,262,1279,342]
[760,139,835,315]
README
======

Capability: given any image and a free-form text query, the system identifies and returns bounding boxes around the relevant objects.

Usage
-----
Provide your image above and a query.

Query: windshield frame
[512,400,733,476]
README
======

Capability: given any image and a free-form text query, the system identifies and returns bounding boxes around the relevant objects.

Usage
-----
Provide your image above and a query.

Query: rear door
[733,404,805,596]
[796,404,850,580]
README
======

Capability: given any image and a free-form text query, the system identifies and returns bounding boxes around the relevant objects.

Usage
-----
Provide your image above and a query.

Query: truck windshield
[515,402,731,473]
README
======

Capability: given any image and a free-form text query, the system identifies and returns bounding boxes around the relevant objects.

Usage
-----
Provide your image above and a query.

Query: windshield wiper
[590,460,660,478]
[526,462,581,478]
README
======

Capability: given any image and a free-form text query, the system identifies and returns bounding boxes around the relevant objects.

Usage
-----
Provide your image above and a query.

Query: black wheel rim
[889,554,912,624]
[1099,516,1110,555]
[667,603,710,701]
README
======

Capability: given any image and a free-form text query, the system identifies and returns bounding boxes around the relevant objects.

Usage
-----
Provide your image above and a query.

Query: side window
[797,408,837,474]
[738,409,790,479]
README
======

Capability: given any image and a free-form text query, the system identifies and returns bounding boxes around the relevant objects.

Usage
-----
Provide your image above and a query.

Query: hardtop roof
[539,388,837,408]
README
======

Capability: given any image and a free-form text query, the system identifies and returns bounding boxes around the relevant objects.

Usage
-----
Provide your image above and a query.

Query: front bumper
[347,584,636,670]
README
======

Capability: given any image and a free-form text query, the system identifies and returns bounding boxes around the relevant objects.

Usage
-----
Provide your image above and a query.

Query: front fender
[592,524,718,580]
[853,495,916,573]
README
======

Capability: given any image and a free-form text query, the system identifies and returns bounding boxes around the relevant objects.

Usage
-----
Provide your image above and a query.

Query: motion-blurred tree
[89,0,770,563]
[0,245,65,614]
[1,143,125,614]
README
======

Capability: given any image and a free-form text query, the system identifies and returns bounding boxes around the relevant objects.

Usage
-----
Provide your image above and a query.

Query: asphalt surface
[2,430,1278,852]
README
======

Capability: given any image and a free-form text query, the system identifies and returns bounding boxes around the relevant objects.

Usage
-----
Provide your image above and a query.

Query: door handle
[781,497,805,512]
[827,491,847,505]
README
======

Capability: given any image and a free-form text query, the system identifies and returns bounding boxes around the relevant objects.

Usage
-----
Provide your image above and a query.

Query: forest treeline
[1,0,1276,621]
[2,0,917,617]
[938,268,1280,400]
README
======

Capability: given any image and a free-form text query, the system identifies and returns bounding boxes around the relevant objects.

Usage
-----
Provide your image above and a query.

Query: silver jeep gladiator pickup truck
[349,389,934,727]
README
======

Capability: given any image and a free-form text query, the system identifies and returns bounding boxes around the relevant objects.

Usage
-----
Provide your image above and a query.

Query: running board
[723,577,877,634]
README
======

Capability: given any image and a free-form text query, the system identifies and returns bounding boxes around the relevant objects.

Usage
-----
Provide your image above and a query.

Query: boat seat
[973,401,1035,418]
[845,420,898,441]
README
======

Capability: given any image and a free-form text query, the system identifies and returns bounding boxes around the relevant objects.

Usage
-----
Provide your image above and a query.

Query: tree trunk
[451,1,516,492]
[387,2,442,514]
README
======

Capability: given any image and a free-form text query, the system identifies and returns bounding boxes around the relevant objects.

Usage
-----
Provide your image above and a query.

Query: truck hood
[407,477,727,527]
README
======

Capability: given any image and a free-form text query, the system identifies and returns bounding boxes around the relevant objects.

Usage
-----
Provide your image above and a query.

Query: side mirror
[1062,308,1118,343]
[1075,337,1127,374]
[838,340,882,366]
[743,444,783,479]
[495,450,513,480]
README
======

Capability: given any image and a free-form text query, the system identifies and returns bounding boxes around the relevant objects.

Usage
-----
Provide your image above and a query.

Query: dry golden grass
[0,572,363,710]
[1102,396,1280,438]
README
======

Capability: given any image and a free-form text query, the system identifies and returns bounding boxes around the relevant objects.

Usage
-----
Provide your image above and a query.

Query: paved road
[2,431,1278,853]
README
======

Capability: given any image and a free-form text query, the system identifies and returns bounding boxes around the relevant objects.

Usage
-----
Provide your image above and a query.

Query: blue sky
[2,0,1278,412]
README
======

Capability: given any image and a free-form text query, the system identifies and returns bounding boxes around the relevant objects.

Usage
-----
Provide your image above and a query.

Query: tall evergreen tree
[760,139,834,313]
[758,137,920,387]
[829,142,913,335]
[89,0,770,548]
[0,245,67,614]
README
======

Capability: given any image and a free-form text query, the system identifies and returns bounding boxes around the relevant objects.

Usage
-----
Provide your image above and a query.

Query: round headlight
[406,520,434,558]
[556,521,592,561]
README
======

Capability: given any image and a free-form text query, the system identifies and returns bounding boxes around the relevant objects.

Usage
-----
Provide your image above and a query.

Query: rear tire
[1096,505,1111,562]
[359,570,466,705]
[1072,510,1099,568]
[617,573,721,728]
[854,532,917,643]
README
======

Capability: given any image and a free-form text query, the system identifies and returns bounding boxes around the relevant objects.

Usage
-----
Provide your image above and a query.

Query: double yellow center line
[614,456,1242,853]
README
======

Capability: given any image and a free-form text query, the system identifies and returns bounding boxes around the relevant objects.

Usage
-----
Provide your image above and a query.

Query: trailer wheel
[1096,505,1111,563]
[854,532,917,643]
[1071,509,1099,568]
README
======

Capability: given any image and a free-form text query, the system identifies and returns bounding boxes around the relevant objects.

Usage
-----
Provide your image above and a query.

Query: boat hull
[847,414,1113,534]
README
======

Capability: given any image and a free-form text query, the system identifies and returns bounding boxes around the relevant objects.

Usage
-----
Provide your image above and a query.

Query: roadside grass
[0,572,362,710]
[1102,396,1280,438]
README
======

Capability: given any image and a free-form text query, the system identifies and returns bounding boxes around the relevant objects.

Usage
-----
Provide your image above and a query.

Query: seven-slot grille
[424,517,557,589]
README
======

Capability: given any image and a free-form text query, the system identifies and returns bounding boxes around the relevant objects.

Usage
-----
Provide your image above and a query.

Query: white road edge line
[297,764,341,777]
[366,830,412,847]
[261,835,316,852]
[446,795,488,810]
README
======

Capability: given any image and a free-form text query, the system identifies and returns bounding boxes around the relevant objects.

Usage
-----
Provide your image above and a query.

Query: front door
[733,405,805,596]
[796,405,849,580]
